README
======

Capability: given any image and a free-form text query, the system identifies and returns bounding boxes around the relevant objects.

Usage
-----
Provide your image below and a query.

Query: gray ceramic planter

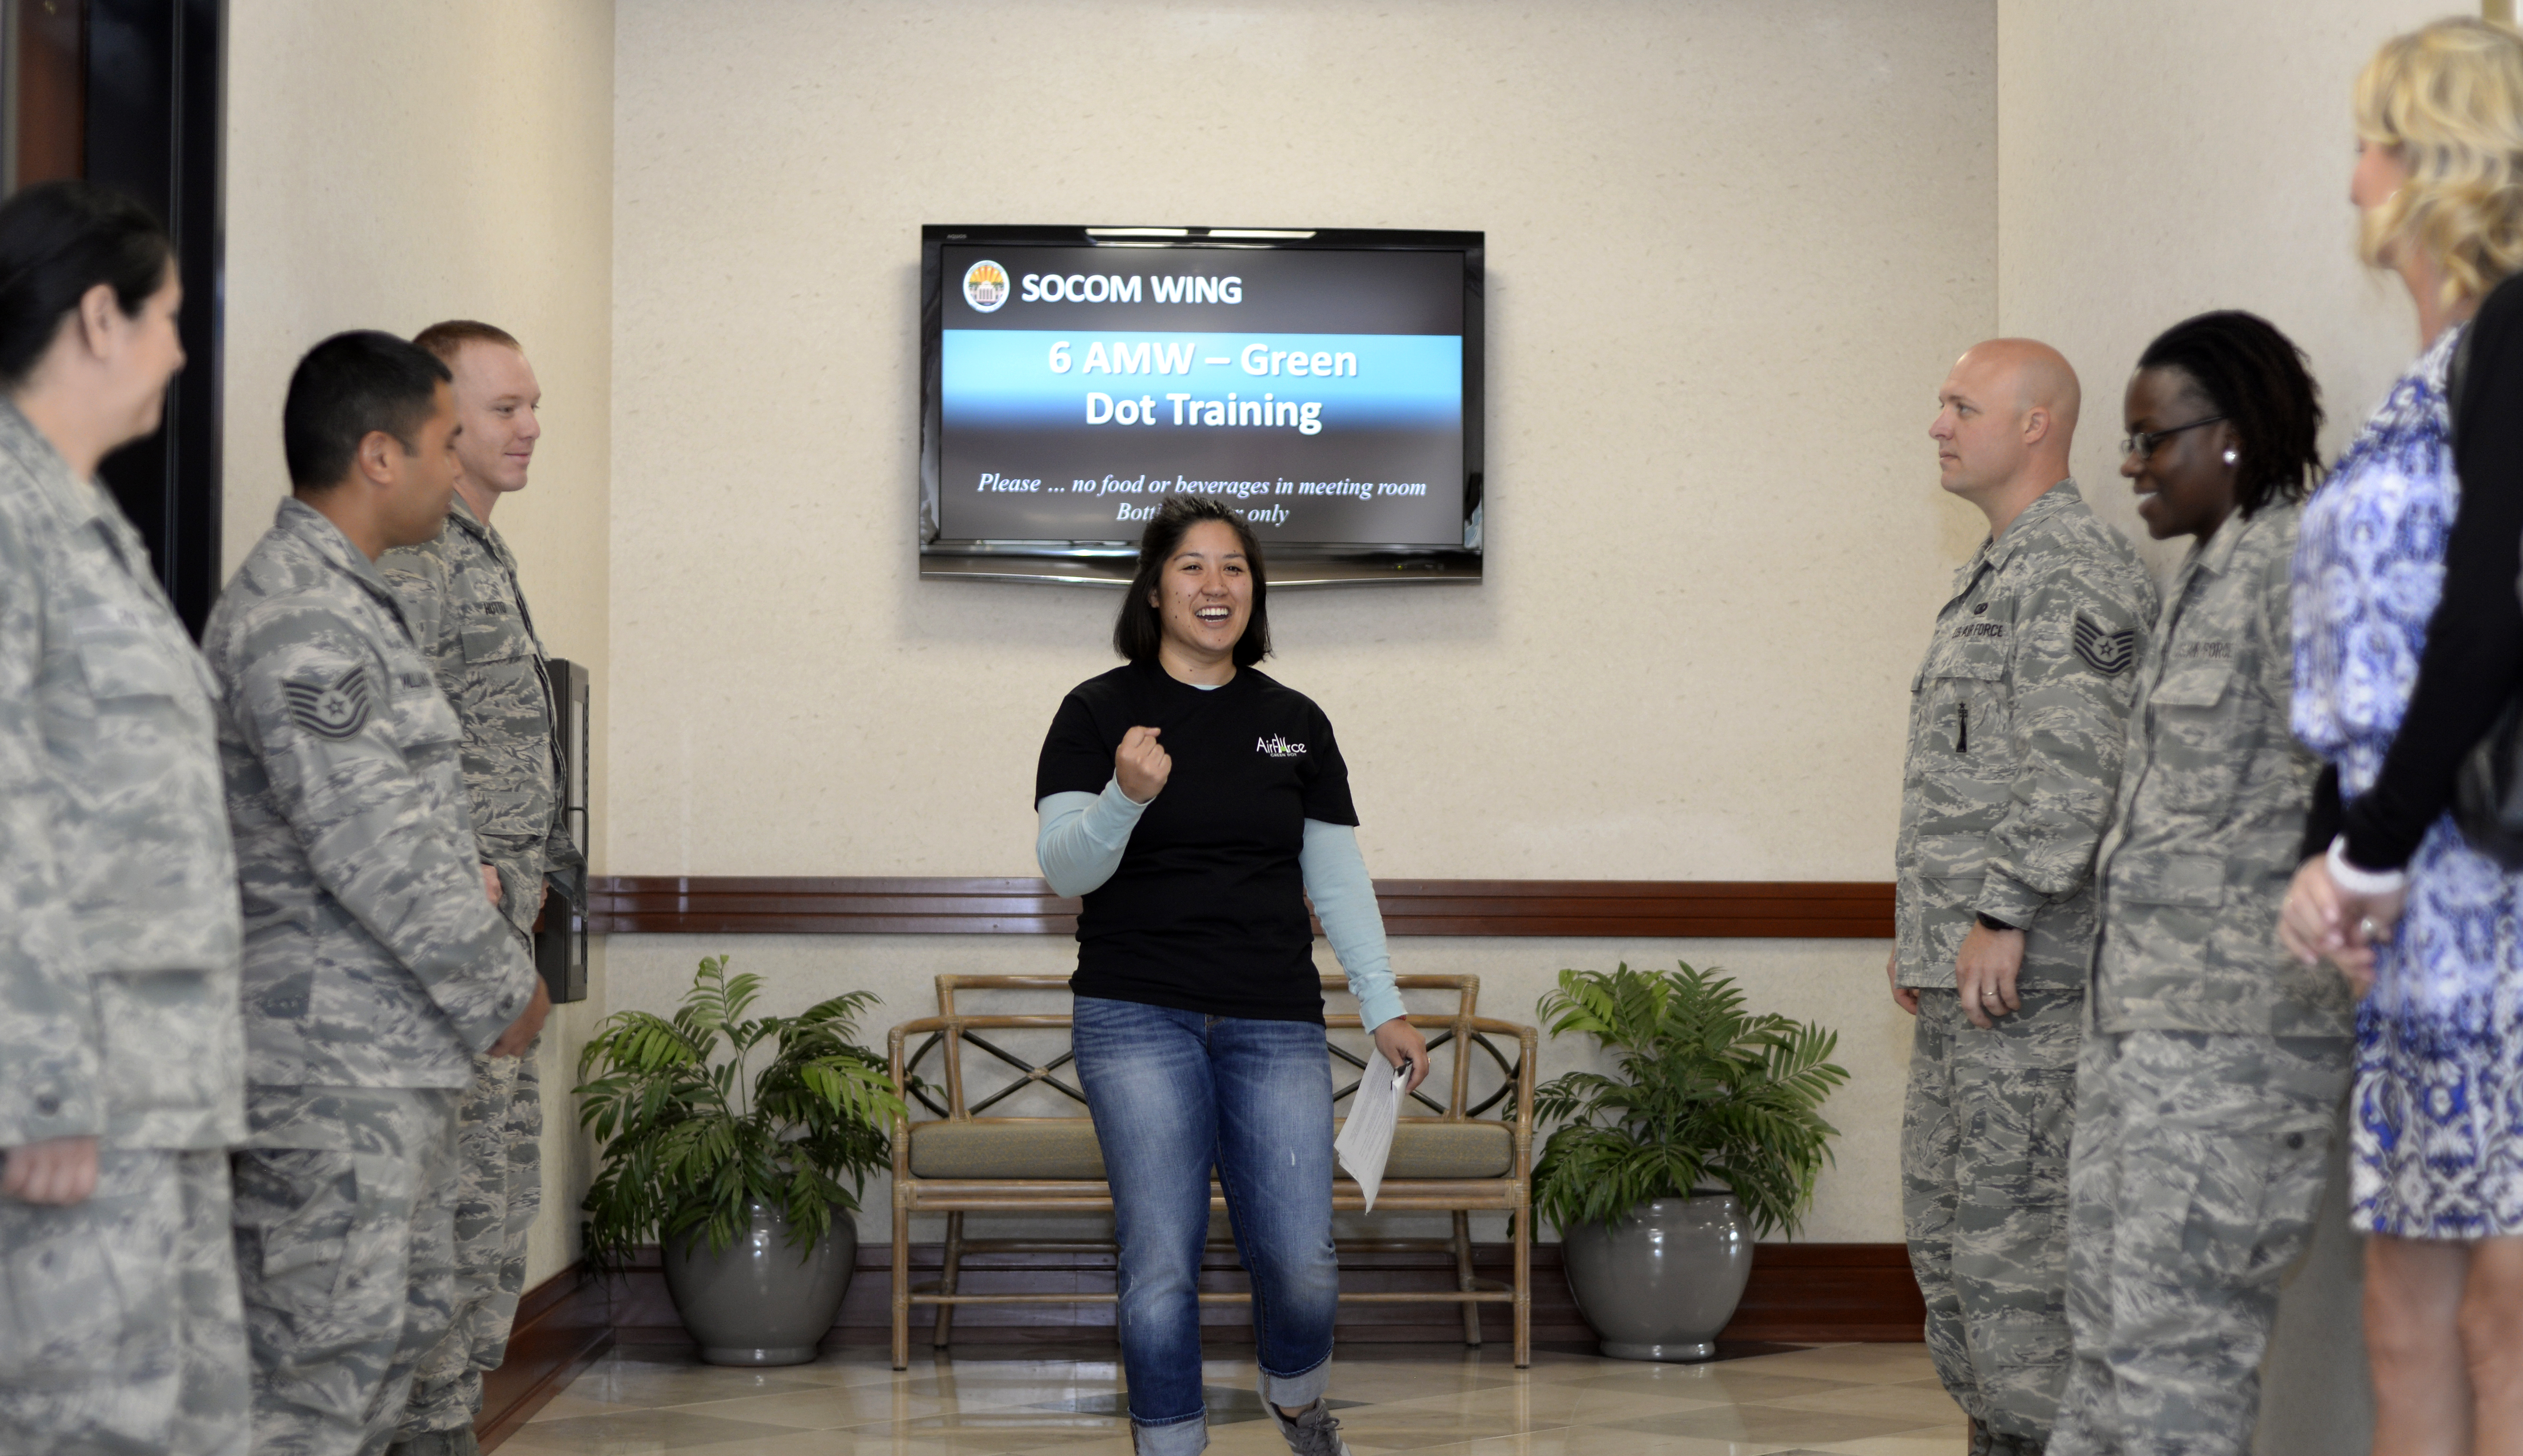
[1560,1191,1753,1361]
[659,1200,858,1366]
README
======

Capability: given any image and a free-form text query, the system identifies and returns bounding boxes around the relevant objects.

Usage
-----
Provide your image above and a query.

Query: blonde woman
[2279,18,2523,1452]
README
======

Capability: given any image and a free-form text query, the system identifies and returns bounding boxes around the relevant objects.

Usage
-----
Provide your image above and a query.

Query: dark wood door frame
[84,0,223,634]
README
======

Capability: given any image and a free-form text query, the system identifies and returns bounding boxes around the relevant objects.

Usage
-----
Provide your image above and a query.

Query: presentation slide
[936,244,1466,546]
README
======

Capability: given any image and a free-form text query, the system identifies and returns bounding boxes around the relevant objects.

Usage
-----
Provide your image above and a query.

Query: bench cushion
[909,1119,1106,1180]
[1361,1120,1516,1180]
[907,1118,1512,1181]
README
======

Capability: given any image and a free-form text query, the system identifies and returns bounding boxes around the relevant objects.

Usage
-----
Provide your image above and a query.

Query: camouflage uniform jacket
[203,498,536,1089]
[378,493,577,940]
[2090,503,2350,1037]
[0,401,242,1151]
[1896,479,2158,991]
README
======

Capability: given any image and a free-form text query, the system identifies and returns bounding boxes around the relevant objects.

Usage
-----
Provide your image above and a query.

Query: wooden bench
[884,973,1538,1368]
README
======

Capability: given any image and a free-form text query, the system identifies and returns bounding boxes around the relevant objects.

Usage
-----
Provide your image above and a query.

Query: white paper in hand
[1335,1061,1409,1212]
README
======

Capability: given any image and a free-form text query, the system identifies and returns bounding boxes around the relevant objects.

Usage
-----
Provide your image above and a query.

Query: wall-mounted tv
[919,225,1483,587]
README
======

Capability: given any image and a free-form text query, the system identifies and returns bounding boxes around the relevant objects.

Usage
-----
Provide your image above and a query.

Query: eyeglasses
[2120,415,2227,461]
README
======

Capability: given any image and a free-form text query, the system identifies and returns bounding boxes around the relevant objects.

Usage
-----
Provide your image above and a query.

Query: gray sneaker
[1263,1396,1351,1456]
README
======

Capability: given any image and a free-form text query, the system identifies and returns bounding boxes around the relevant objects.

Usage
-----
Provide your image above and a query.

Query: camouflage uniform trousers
[1903,986,2082,1453]
[395,1035,542,1439]
[2049,1030,2350,1456]
[231,1086,459,1456]
[0,1148,249,1455]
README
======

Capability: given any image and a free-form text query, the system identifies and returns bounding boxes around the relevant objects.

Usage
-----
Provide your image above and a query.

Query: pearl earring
[2224,449,2239,465]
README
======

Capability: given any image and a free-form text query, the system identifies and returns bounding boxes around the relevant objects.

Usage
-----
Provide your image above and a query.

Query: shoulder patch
[282,665,373,739]
[2071,615,2138,676]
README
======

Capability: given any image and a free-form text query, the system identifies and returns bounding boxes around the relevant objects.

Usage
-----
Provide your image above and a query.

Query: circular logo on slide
[962,260,1010,313]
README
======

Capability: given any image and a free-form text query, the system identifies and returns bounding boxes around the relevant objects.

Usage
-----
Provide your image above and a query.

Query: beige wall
[607,0,1997,884]
[1997,0,2446,571]
[607,0,2000,1248]
[223,0,616,1285]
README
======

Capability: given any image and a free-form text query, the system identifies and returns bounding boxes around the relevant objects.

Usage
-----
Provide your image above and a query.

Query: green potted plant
[576,954,908,1365]
[1532,960,1848,1362]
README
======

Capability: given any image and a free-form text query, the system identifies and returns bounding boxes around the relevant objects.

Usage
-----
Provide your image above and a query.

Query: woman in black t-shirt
[1035,497,1425,1456]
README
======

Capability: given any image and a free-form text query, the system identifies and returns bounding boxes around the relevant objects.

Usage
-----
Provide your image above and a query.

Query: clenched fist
[1116,725,1171,804]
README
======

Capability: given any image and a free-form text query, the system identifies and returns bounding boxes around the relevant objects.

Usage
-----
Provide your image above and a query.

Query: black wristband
[1974,911,2024,933]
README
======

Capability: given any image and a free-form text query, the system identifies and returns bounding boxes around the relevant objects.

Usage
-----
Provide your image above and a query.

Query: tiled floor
[501,1341,1964,1455]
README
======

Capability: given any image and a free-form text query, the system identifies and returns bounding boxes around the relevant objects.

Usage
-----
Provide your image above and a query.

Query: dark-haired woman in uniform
[1035,497,1425,1456]
[0,181,248,1453]
[2049,312,2346,1456]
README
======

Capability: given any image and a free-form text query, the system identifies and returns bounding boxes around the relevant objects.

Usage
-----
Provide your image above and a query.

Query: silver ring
[2359,916,2381,942]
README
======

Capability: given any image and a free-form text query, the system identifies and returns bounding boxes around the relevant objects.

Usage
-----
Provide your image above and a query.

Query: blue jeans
[1073,996,1341,1456]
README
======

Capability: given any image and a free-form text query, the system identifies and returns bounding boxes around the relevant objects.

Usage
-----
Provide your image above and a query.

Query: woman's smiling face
[2122,365,2239,542]
[1151,518,1253,662]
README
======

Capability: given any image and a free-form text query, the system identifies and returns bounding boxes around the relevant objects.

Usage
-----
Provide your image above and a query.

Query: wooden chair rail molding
[586,877,1895,939]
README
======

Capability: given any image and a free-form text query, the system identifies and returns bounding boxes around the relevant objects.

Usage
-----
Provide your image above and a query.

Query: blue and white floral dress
[2294,325,2523,1238]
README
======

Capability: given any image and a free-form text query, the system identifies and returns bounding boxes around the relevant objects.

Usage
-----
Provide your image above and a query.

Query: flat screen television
[919,225,1483,586]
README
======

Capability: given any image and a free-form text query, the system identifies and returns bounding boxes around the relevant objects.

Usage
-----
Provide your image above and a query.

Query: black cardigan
[2304,275,2523,868]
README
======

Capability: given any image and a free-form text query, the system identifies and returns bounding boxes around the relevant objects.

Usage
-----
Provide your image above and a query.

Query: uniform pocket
[1932,651,2007,684]
[2111,854,2226,908]
[2182,1113,2335,1283]
[1963,1066,2076,1207]
[0,1156,167,1386]
[329,1151,421,1324]
[73,625,185,701]
[458,613,527,666]
[1924,645,2009,774]
[1914,833,1990,882]
[2149,664,2235,710]
[236,1150,361,1302]
[389,677,464,755]
[233,1148,419,1423]
[2141,660,2266,819]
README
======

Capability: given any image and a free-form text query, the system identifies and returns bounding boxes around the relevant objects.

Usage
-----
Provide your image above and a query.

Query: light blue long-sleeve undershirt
[1034,781,1405,1031]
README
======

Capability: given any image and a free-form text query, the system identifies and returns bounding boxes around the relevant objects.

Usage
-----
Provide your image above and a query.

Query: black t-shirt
[1034,661,1358,1022]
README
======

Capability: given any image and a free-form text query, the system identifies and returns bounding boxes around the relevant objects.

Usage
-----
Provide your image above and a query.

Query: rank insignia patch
[283,666,373,739]
[2072,616,2137,676]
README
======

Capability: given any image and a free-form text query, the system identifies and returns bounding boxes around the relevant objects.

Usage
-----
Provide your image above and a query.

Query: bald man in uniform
[1893,340,2157,1456]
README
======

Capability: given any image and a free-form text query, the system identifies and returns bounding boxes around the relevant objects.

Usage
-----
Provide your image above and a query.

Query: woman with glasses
[2051,311,2341,1456]
[2278,18,2523,1450]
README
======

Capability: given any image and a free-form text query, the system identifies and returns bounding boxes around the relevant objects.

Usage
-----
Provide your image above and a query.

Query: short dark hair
[1113,497,1272,667]
[412,318,521,364]
[2135,311,2325,516]
[0,181,175,389]
[282,330,453,491]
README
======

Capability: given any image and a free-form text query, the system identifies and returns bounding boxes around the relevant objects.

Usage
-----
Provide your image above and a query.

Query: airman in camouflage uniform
[1898,471,2156,1455]
[205,468,541,1455]
[377,323,576,1453]
[382,489,572,940]
[0,389,249,1455]
[2050,502,2351,1456]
